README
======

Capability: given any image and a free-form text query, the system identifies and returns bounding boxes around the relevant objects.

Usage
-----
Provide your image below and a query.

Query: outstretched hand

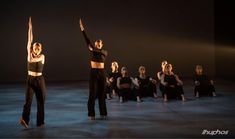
[79,18,85,31]
[29,16,32,29]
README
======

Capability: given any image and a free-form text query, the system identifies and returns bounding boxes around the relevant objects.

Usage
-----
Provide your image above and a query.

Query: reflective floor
[0,80,234,138]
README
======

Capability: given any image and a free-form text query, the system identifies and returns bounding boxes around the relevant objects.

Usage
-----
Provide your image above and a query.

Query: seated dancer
[157,60,168,97]
[117,67,141,103]
[19,17,46,128]
[80,19,108,120]
[135,66,157,98]
[194,65,216,97]
[106,61,121,99]
[161,64,186,102]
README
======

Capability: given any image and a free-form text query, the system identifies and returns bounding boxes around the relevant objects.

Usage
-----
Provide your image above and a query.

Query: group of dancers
[105,61,216,103]
[19,17,216,128]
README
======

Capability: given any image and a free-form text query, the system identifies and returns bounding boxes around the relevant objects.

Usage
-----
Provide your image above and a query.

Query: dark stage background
[215,0,235,81]
[0,0,217,82]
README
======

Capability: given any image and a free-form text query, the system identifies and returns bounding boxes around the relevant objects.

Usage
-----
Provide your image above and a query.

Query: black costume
[193,74,215,96]
[82,30,107,117]
[106,72,121,97]
[118,77,140,101]
[136,76,156,97]
[162,74,184,100]
[22,61,46,126]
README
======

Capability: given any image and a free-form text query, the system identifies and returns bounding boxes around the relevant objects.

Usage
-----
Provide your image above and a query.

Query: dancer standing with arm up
[79,19,108,120]
[19,17,46,128]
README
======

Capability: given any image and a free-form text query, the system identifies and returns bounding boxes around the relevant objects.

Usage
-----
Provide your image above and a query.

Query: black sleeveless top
[120,77,132,85]
[164,74,177,85]
[28,61,44,72]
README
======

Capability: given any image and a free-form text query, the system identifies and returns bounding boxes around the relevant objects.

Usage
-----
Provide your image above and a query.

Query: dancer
[19,17,46,128]
[161,64,185,102]
[157,60,168,97]
[117,67,141,103]
[135,66,157,98]
[79,19,107,120]
[106,61,121,99]
[194,65,216,97]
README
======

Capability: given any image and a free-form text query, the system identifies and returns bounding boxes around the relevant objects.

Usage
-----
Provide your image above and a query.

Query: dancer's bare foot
[119,97,123,103]
[19,117,29,129]
[88,116,95,120]
[137,96,141,103]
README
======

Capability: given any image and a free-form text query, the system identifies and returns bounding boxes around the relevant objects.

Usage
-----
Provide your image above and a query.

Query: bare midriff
[28,71,42,76]
[91,61,104,69]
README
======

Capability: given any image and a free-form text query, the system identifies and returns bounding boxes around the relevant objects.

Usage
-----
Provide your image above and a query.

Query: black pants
[22,75,46,126]
[105,82,119,96]
[119,88,140,101]
[139,83,157,98]
[88,69,107,117]
[163,85,184,100]
[194,84,215,96]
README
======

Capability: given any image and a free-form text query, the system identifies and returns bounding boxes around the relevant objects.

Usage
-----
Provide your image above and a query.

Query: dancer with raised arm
[19,17,46,128]
[79,19,108,120]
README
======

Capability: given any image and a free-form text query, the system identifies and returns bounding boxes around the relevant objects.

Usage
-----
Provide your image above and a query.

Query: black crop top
[28,61,44,72]
[82,31,107,62]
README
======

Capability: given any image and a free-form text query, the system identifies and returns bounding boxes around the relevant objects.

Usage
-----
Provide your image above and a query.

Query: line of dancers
[19,17,216,129]
[105,61,216,103]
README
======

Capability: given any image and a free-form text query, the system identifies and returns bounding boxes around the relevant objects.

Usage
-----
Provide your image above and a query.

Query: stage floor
[0,80,235,138]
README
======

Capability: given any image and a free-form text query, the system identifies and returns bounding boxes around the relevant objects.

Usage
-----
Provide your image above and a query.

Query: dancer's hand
[150,78,157,84]
[29,17,32,29]
[109,77,114,83]
[195,81,200,86]
[79,19,84,31]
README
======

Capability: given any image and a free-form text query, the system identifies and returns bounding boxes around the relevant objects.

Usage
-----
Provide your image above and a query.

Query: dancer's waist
[91,61,104,69]
[28,71,42,76]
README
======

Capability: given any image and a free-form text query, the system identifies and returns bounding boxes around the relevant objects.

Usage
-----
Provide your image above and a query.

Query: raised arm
[27,17,33,61]
[79,19,94,50]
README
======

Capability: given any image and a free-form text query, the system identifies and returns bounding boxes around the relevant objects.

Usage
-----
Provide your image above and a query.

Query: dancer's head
[111,61,119,72]
[138,66,146,75]
[95,39,103,49]
[165,64,173,74]
[121,67,128,77]
[161,60,168,71]
[32,42,42,56]
[195,65,203,75]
